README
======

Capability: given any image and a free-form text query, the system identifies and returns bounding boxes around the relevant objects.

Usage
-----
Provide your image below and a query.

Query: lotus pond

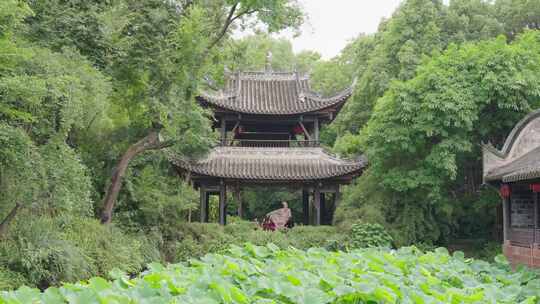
[1,244,539,303]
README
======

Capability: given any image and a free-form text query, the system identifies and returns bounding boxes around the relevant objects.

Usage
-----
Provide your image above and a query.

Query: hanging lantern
[500,184,511,198]
[235,125,244,136]
[293,124,304,135]
[530,183,540,193]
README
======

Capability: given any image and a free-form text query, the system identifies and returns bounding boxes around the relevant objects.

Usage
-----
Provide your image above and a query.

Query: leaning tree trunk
[0,202,21,239]
[101,130,164,224]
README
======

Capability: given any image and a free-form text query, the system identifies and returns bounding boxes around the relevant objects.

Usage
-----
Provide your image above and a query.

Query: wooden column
[314,117,319,143]
[320,192,326,225]
[219,181,227,225]
[309,193,314,225]
[220,118,226,145]
[503,197,510,242]
[335,186,341,208]
[329,192,337,224]
[302,189,310,225]
[199,188,206,223]
[204,192,210,223]
[314,186,321,226]
[235,187,243,219]
[534,191,539,245]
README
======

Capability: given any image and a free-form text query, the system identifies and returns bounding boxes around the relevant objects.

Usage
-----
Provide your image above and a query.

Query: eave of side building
[483,109,540,184]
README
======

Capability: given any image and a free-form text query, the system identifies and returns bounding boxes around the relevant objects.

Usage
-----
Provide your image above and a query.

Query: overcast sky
[277,0,403,59]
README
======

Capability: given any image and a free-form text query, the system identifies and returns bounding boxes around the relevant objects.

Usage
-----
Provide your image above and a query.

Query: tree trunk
[101,130,164,224]
[0,203,21,239]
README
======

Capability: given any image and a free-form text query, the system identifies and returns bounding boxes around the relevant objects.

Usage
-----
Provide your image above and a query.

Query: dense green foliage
[331,0,540,246]
[349,222,394,249]
[334,30,540,246]
[2,244,540,303]
[0,215,158,290]
[163,221,345,262]
[3,0,540,293]
[0,0,306,290]
[0,221,350,291]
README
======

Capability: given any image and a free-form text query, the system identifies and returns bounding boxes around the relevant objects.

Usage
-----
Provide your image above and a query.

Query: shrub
[62,217,160,276]
[284,225,345,249]
[161,221,344,263]
[0,214,158,289]
[0,268,28,291]
[349,221,394,248]
[0,215,94,289]
[169,223,235,261]
[413,242,438,253]
[38,140,95,217]
[469,240,503,261]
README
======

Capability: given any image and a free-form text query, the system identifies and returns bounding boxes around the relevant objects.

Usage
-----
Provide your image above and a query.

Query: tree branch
[207,2,239,51]
[0,202,22,239]
[148,139,175,150]
[207,3,257,52]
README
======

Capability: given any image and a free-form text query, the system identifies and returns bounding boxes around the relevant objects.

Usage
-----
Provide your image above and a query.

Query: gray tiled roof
[483,109,540,184]
[171,147,366,180]
[198,71,352,115]
[485,146,540,183]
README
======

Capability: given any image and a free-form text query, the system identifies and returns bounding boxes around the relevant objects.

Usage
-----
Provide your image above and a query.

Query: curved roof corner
[483,109,540,183]
[197,71,354,115]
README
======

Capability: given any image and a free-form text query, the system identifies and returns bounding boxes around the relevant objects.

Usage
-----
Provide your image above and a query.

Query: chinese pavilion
[171,69,366,225]
[483,109,540,268]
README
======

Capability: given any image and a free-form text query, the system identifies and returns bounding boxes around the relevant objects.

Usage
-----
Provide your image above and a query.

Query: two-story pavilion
[171,70,366,225]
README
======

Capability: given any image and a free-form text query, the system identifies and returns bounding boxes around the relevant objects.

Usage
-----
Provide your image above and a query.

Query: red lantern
[500,184,511,198]
[235,125,244,136]
[530,183,540,193]
[293,125,304,135]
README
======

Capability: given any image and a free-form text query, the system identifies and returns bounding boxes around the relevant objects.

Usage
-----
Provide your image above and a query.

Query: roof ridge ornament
[265,51,273,73]
[295,68,306,102]
[202,75,219,91]
[235,72,241,101]
[351,76,358,89]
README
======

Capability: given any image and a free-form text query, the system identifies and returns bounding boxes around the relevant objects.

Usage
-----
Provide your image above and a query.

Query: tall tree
[1,0,110,234]
[23,0,304,224]
[338,31,540,244]
[332,0,506,137]
[97,0,304,224]
[495,0,540,37]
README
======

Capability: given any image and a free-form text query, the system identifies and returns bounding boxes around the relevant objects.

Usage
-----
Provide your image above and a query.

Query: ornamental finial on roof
[234,71,241,100]
[352,75,358,88]
[265,51,273,72]
[294,68,305,102]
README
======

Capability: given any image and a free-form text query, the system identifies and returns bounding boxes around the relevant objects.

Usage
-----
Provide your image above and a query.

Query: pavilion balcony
[222,139,320,148]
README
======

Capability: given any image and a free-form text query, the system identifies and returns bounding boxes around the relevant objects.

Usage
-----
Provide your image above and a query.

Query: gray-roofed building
[483,109,540,268]
[171,147,366,181]
[197,71,353,115]
[172,69,365,226]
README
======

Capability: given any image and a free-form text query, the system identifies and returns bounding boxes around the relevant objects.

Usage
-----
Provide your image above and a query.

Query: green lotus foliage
[1,244,539,304]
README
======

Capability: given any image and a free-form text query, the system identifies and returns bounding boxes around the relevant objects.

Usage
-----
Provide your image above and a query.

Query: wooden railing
[508,228,535,247]
[222,139,320,148]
